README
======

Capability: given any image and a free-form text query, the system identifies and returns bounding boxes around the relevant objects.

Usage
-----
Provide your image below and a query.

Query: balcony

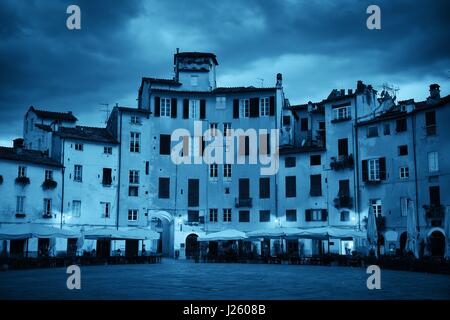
[424,204,445,220]
[235,197,253,208]
[330,154,354,170]
[42,179,57,190]
[333,195,353,209]
[15,176,30,186]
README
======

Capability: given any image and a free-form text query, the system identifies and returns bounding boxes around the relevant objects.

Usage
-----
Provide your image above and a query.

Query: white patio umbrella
[198,229,247,241]
[367,206,378,257]
[406,200,419,258]
[0,224,80,240]
[246,227,304,239]
[48,237,57,257]
[76,227,85,255]
[445,206,450,260]
[84,227,159,240]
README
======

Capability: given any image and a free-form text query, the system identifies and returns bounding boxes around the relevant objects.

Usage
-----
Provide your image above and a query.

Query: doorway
[38,238,50,257]
[96,239,111,258]
[429,231,445,257]
[125,239,139,257]
[185,234,199,259]
[10,239,25,257]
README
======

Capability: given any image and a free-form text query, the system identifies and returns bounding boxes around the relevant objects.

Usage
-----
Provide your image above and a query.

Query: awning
[198,229,247,241]
[84,227,160,240]
[246,227,305,239]
[0,224,81,240]
[296,227,366,240]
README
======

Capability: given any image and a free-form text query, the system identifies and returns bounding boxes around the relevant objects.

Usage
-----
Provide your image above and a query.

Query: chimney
[340,89,345,96]
[13,138,24,149]
[276,73,283,88]
[429,83,440,100]
[348,89,353,95]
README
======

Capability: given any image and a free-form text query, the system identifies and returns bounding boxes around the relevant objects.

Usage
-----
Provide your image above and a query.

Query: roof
[0,147,62,167]
[55,126,119,144]
[174,52,219,65]
[142,77,182,86]
[118,106,152,115]
[29,106,77,122]
[414,94,450,112]
[150,86,276,95]
[357,110,407,127]
[279,145,326,155]
[34,124,52,132]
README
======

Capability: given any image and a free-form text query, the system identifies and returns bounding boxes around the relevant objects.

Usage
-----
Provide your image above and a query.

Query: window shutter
[362,160,368,182]
[269,96,275,116]
[321,209,328,221]
[379,157,387,180]
[250,97,259,117]
[183,99,189,119]
[154,97,161,117]
[200,99,206,119]
[171,98,177,118]
[233,99,239,118]
[305,209,312,222]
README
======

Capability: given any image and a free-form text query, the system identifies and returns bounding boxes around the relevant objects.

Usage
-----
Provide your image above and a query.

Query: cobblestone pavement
[1,259,449,299]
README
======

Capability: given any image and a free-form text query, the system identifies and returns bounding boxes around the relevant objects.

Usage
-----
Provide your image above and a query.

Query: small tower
[174,51,218,91]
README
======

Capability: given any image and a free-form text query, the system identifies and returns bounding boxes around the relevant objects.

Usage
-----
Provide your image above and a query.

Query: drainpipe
[116,111,123,230]
[60,138,65,229]
[353,96,361,231]
[412,112,420,232]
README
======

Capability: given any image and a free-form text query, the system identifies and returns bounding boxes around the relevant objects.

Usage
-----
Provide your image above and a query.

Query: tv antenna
[99,103,109,124]
[257,78,264,88]
[380,83,400,99]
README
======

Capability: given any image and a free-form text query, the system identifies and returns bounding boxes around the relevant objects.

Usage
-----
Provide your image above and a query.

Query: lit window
[428,151,439,173]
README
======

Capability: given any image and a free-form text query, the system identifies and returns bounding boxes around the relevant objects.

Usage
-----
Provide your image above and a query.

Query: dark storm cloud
[1,0,449,145]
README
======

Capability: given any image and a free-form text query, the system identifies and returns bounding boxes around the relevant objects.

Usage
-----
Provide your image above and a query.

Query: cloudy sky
[1,0,449,146]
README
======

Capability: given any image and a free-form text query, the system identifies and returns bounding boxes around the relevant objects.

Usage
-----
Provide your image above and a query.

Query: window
[400,198,408,217]
[129,170,139,184]
[190,75,198,86]
[260,97,270,116]
[285,157,296,168]
[429,186,441,206]
[190,100,200,119]
[130,132,140,152]
[425,111,436,136]
[158,177,170,199]
[240,99,249,118]
[75,143,83,151]
[259,177,270,199]
[216,97,226,109]
[16,196,25,214]
[383,123,390,135]
[209,209,218,222]
[74,165,82,182]
[396,118,407,132]
[45,170,53,181]
[101,202,110,218]
[399,166,409,179]
[223,209,232,222]
[128,209,138,221]
[285,176,296,198]
[398,145,408,156]
[238,135,250,156]
[239,210,250,222]
[160,98,171,117]
[188,179,199,206]
[131,115,141,124]
[209,164,218,178]
[145,161,149,175]
[43,198,52,216]
[18,166,26,178]
[224,164,232,179]
[286,209,297,222]
[367,125,379,138]
[259,210,270,222]
[305,209,327,221]
[333,106,350,121]
[102,168,112,185]
[72,200,81,217]
[370,199,382,215]
[310,174,322,197]
[428,151,439,173]
[300,118,308,131]
[340,211,350,221]
[104,146,112,154]
[209,123,218,136]
[283,116,291,126]
[188,210,199,223]
[310,155,321,166]
[338,138,348,157]
[128,186,139,197]
[368,159,380,181]
[223,123,231,136]
[160,134,171,155]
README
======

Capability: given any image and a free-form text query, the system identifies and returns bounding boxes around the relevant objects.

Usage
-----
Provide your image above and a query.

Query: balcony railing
[235,197,253,208]
[42,179,57,190]
[330,154,354,170]
[424,204,445,220]
[333,195,353,209]
[15,176,30,185]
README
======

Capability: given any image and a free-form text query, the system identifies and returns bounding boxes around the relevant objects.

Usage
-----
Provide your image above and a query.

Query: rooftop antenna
[380,83,400,100]
[99,103,109,124]
[257,78,264,88]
